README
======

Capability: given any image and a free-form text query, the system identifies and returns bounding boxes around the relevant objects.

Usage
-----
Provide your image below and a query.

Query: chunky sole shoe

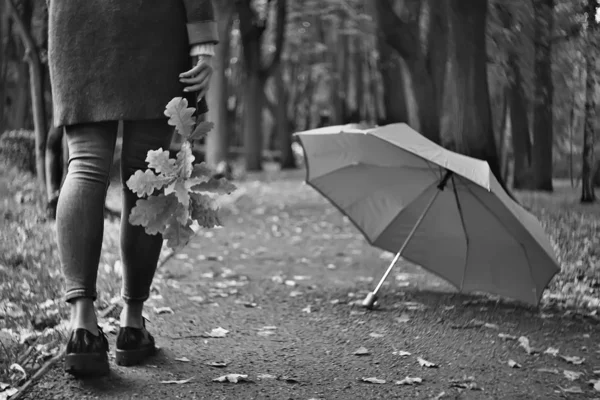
[64,327,110,377]
[115,321,157,366]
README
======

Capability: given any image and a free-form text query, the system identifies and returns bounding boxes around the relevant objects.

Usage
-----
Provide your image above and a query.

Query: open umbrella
[295,123,560,308]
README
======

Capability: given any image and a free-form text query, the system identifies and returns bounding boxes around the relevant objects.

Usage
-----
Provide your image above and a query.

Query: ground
[1,166,600,399]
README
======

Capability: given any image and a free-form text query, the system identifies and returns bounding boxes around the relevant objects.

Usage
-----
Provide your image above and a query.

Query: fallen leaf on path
[204,327,229,338]
[564,370,584,381]
[277,376,300,384]
[9,363,26,381]
[188,296,205,302]
[175,357,191,362]
[518,336,537,354]
[284,280,296,287]
[589,379,600,392]
[537,368,560,374]
[396,313,411,323]
[257,374,277,380]
[301,305,312,313]
[154,307,174,315]
[289,290,303,297]
[160,378,193,384]
[354,347,370,356]
[544,347,559,357]
[431,392,447,400]
[450,376,482,391]
[213,374,249,383]
[560,355,585,365]
[293,275,311,281]
[361,377,386,384]
[558,385,584,394]
[498,333,517,341]
[0,386,18,399]
[393,350,411,357]
[395,376,422,385]
[369,332,384,338]
[508,359,521,368]
[417,357,438,368]
[484,323,500,330]
[206,361,228,368]
[403,301,426,311]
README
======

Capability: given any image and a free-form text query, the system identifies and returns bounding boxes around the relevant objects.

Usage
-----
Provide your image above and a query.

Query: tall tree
[445,0,505,185]
[581,0,597,203]
[206,1,235,170]
[6,0,47,190]
[372,0,447,143]
[236,0,287,171]
[531,0,555,191]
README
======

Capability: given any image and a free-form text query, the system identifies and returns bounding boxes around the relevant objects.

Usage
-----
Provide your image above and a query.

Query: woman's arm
[183,0,219,46]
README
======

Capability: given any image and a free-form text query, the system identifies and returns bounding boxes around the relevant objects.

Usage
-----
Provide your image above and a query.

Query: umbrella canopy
[295,123,560,306]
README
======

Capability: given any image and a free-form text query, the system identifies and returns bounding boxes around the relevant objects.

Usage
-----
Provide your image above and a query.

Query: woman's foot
[64,326,110,377]
[115,319,156,366]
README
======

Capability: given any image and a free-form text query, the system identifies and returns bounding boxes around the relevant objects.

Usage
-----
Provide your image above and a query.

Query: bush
[0,130,36,174]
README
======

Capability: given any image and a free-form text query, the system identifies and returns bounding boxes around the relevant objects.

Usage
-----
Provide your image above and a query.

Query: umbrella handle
[362,173,451,309]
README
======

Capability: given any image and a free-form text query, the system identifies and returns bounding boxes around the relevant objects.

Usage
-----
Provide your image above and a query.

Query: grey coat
[48,0,218,127]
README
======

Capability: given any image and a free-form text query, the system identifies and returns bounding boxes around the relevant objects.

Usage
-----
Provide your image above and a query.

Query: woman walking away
[47,0,218,377]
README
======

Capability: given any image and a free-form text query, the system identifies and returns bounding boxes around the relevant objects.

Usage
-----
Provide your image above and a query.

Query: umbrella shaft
[372,187,442,295]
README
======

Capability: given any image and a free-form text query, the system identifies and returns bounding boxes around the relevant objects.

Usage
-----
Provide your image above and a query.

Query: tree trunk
[353,36,364,122]
[581,0,597,203]
[206,1,234,169]
[376,33,408,125]
[243,70,264,171]
[275,66,295,169]
[446,0,504,184]
[7,0,47,190]
[508,51,534,189]
[531,0,555,192]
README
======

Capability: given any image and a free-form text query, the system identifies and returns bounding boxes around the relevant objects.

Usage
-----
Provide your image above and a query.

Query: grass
[0,163,598,385]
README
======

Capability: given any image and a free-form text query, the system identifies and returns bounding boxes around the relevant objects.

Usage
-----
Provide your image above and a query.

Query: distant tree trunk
[353,36,364,122]
[274,65,295,169]
[206,1,234,169]
[0,0,7,131]
[531,0,555,192]
[446,0,504,185]
[508,50,533,189]
[7,0,47,191]
[237,0,286,171]
[581,0,597,203]
[372,0,446,143]
[376,34,409,125]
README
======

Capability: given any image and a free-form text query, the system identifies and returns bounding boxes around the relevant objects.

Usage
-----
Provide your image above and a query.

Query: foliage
[0,130,36,173]
[126,98,237,250]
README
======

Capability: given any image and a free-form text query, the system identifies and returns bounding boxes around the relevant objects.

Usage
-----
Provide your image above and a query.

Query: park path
[24,177,600,400]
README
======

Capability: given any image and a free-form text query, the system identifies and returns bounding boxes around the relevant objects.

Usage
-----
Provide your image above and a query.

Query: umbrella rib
[451,175,470,292]
[462,183,540,304]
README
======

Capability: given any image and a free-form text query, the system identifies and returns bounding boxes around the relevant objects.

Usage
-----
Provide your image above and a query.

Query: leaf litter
[361,377,386,384]
[203,327,229,338]
[417,357,438,368]
[395,376,422,385]
[213,374,250,383]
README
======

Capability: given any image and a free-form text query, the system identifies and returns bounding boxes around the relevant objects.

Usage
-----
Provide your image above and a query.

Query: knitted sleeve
[182,0,219,45]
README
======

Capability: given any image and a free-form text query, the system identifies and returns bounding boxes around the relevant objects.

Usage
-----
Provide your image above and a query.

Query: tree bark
[446,0,504,186]
[206,1,234,169]
[7,0,47,191]
[372,0,443,143]
[376,31,409,125]
[274,65,295,169]
[531,0,555,192]
[236,0,286,171]
[581,0,597,202]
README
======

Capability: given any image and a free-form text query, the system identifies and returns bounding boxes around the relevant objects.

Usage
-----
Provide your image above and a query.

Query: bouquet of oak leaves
[126,97,236,250]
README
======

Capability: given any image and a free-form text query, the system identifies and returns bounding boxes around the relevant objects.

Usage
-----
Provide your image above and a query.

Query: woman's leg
[56,121,118,335]
[119,119,174,328]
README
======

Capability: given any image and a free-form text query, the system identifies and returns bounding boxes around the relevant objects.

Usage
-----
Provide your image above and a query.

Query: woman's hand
[179,55,213,99]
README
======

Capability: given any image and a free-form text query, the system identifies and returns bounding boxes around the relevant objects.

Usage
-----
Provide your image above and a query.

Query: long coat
[48,0,218,127]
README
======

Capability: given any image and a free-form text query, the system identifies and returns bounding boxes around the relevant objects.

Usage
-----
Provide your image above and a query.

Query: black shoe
[64,326,110,377]
[115,320,156,366]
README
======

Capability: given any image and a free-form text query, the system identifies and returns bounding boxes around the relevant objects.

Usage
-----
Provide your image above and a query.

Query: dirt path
[24,178,600,400]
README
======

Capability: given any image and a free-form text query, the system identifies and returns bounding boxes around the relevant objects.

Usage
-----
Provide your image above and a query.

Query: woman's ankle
[120,301,145,329]
[69,298,99,335]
